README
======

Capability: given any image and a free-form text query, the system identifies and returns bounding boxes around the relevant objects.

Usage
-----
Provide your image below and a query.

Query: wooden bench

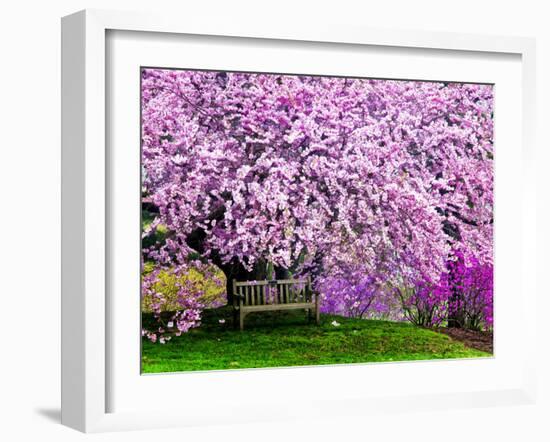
[232,278,320,330]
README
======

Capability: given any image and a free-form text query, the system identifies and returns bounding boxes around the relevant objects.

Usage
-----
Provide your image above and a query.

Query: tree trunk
[186,225,272,305]
[447,295,462,328]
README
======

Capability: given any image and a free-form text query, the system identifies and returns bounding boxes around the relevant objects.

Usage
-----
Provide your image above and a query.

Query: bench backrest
[232,278,312,306]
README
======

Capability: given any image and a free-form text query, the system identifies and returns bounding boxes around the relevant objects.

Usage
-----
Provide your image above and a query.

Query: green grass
[141,307,490,373]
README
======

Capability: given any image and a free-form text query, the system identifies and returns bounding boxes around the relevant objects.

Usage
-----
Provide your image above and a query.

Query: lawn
[141,307,490,373]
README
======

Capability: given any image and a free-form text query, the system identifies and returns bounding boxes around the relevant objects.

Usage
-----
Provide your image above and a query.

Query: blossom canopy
[141,68,493,291]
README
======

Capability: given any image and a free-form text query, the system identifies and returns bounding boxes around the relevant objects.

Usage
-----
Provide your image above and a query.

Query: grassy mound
[141,307,490,373]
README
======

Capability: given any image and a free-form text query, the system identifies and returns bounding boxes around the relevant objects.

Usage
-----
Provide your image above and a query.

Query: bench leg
[233,308,238,329]
[315,297,320,325]
[239,310,245,331]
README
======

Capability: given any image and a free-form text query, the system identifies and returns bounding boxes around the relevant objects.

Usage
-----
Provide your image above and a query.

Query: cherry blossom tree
[141,68,493,337]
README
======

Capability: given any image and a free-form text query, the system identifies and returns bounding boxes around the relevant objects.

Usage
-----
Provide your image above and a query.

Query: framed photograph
[61,9,537,433]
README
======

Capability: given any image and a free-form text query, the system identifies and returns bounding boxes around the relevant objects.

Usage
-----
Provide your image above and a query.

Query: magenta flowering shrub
[394,278,450,327]
[140,68,494,340]
[393,251,493,330]
[446,251,493,330]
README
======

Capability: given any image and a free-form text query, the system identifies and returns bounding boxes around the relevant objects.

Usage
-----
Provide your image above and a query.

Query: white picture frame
[61,9,537,433]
